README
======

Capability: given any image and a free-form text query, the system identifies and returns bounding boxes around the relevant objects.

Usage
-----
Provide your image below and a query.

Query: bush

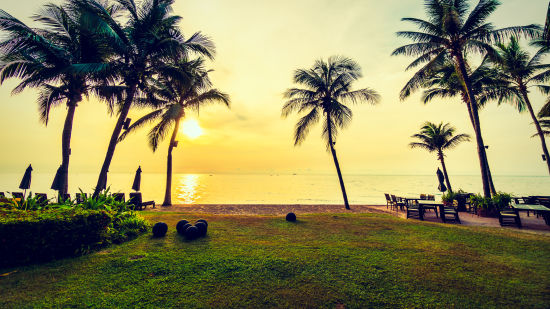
[0,208,111,268]
[109,212,149,243]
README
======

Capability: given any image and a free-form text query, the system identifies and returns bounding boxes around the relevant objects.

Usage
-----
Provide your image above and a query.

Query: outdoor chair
[34,193,48,207]
[499,207,521,228]
[438,205,461,224]
[406,200,423,220]
[384,193,393,209]
[391,195,405,211]
[0,192,4,198]
[12,192,24,200]
[113,193,125,202]
[420,194,427,200]
[427,194,435,201]
[76,193,87,204]
[421,203,439,218]
[128,193,155,211]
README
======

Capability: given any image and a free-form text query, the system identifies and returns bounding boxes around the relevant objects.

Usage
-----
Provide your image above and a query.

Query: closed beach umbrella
[132,166,142,192]
[51,165,64,191]
[19,164,32,198]
[437,168,447,192]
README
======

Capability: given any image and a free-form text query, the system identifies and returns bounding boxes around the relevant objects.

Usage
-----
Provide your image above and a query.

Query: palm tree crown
[282,56,380,147]
[410,122,470,153]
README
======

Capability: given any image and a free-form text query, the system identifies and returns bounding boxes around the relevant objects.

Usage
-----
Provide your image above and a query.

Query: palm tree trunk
[327,118,350,210]
[520,87,550,174]
[454,54,492,198]
[93,84,137,197]
[163,118,182,206]
[438,150,453,193]
[58,100,78,198]
[461,96,496,195]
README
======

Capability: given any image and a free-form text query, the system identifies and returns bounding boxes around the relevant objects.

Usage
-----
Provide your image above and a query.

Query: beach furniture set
[386,193,461,224]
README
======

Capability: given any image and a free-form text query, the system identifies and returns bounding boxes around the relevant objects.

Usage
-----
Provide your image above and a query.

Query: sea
[1,173,549,205]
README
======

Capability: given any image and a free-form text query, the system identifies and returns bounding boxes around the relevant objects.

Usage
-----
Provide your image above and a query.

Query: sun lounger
[128,193,155,210]
[34,193,48,207]
[113,193,125,202]
[12,192,24,200]
[76,193,87,204]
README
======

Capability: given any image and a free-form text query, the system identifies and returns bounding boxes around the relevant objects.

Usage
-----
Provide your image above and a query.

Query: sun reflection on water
[175,174,201,204]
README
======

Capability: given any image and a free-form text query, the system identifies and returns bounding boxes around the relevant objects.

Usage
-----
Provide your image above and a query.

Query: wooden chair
[439,205,461,224]
[406,200,423,220]
[499,207,521,228]
[391,195,405,211]
[384,193,393,209]
[76,193,87,204]
[427,195,435,201]
[112,193,125,202]
[0,192,4,198]
[34,193,48,207]
[420,194,427,200]
[421,203,439,218]
[128,193,155,210]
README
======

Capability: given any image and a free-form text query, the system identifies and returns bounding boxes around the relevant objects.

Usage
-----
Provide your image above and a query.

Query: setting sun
[180,119,204,139]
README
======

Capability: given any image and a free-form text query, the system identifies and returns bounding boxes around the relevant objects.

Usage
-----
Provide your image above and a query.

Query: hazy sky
[0,0,549,179]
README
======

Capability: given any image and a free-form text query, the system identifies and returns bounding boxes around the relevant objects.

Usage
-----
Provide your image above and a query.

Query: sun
[180,119,204,139]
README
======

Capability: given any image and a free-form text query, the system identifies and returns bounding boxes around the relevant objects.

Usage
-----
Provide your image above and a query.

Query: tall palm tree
[79,0,215,196]
[282,56,380,210]
[491,37,550,174]
[530,2,550,56]
[392,0,538,197]
[118,58,230,206]
[0,2,109,198]
[417,59,506,194]
[410,122,471,193]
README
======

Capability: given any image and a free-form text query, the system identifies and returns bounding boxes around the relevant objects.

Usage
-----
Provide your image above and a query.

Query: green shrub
[109,212,149,243]
[470,192,512,212]
[492,192,512,211]
[0,208,111,268]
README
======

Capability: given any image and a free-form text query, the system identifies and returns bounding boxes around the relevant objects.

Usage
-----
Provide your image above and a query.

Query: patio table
[512,204,550,225]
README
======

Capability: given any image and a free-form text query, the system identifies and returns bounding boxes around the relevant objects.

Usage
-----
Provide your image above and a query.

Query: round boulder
[184,225,200,240]
[196,219,208,227]
[195,222,207,237]
[176,220,189,234]
[152,222,168,237]
[286,212,297,222]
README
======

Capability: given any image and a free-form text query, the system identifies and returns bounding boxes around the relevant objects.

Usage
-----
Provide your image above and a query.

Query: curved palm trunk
[520,87,550,174]
[327,118,350,210]
[454,54,492,198]
[57,100,78,198]
[461,95,496,195]
[438,150,453,194]
[94,84,137,197]
[163,118,182,206]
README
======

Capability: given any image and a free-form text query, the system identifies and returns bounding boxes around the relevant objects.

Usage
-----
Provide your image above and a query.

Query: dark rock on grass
[195,222,207,237]
[196,219,208,227]
[176,220,189,234]
[286,212,297,222]
[184,226,200,240]
[152,222,168,237]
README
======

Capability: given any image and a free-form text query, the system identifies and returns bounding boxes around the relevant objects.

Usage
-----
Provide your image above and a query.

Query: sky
[0,0,549,179]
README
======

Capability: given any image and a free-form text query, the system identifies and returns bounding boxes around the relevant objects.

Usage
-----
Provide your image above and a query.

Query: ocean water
[0,173,548,205]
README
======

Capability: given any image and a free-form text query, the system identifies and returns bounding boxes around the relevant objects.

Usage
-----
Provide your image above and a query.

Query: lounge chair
[113,193,125,202]
[438,205,461,224]
[35,193,48,207]
[12,192,24,200]
[0,192,5,198]
[406,200,423,220]
[76,193,87,204]
[499,207,521,228]
[128,193,155,210]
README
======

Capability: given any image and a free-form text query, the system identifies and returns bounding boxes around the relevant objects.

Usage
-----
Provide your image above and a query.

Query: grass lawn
[1,212,549,308]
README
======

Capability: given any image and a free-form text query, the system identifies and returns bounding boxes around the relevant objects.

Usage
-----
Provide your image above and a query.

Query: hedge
[0,208,112,268]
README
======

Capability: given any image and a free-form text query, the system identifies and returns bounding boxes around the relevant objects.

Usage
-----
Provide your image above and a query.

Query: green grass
[1,212,549,308]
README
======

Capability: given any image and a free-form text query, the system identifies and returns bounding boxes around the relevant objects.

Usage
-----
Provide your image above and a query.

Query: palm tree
[392,0,538,197]
[410,122,471,193]
[282,56,380,210]
[530,2,550,56]
[417,59,506,194]
[80,0,215,196]
[118,58,230,206]
[0,2,109,198]
[491,37,550,174]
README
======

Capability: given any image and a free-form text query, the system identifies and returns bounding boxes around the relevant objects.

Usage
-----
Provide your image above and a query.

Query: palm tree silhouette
[283,56,380,210]
[118,58,229,206]
[491,37,550,174]
[410,122,470,193]
[392,0,538,197]
[82,0,215,196]
[0,2,109,197]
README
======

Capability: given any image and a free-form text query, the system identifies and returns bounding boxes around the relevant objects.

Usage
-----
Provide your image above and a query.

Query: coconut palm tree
[118,57,230,206]
[530,2,550,56]
[0,2,109,198]
[80,0,215,196]
[410,122,471,193]
[282,56,380,210]
[392,0,538,197]
[491,37,550,174]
